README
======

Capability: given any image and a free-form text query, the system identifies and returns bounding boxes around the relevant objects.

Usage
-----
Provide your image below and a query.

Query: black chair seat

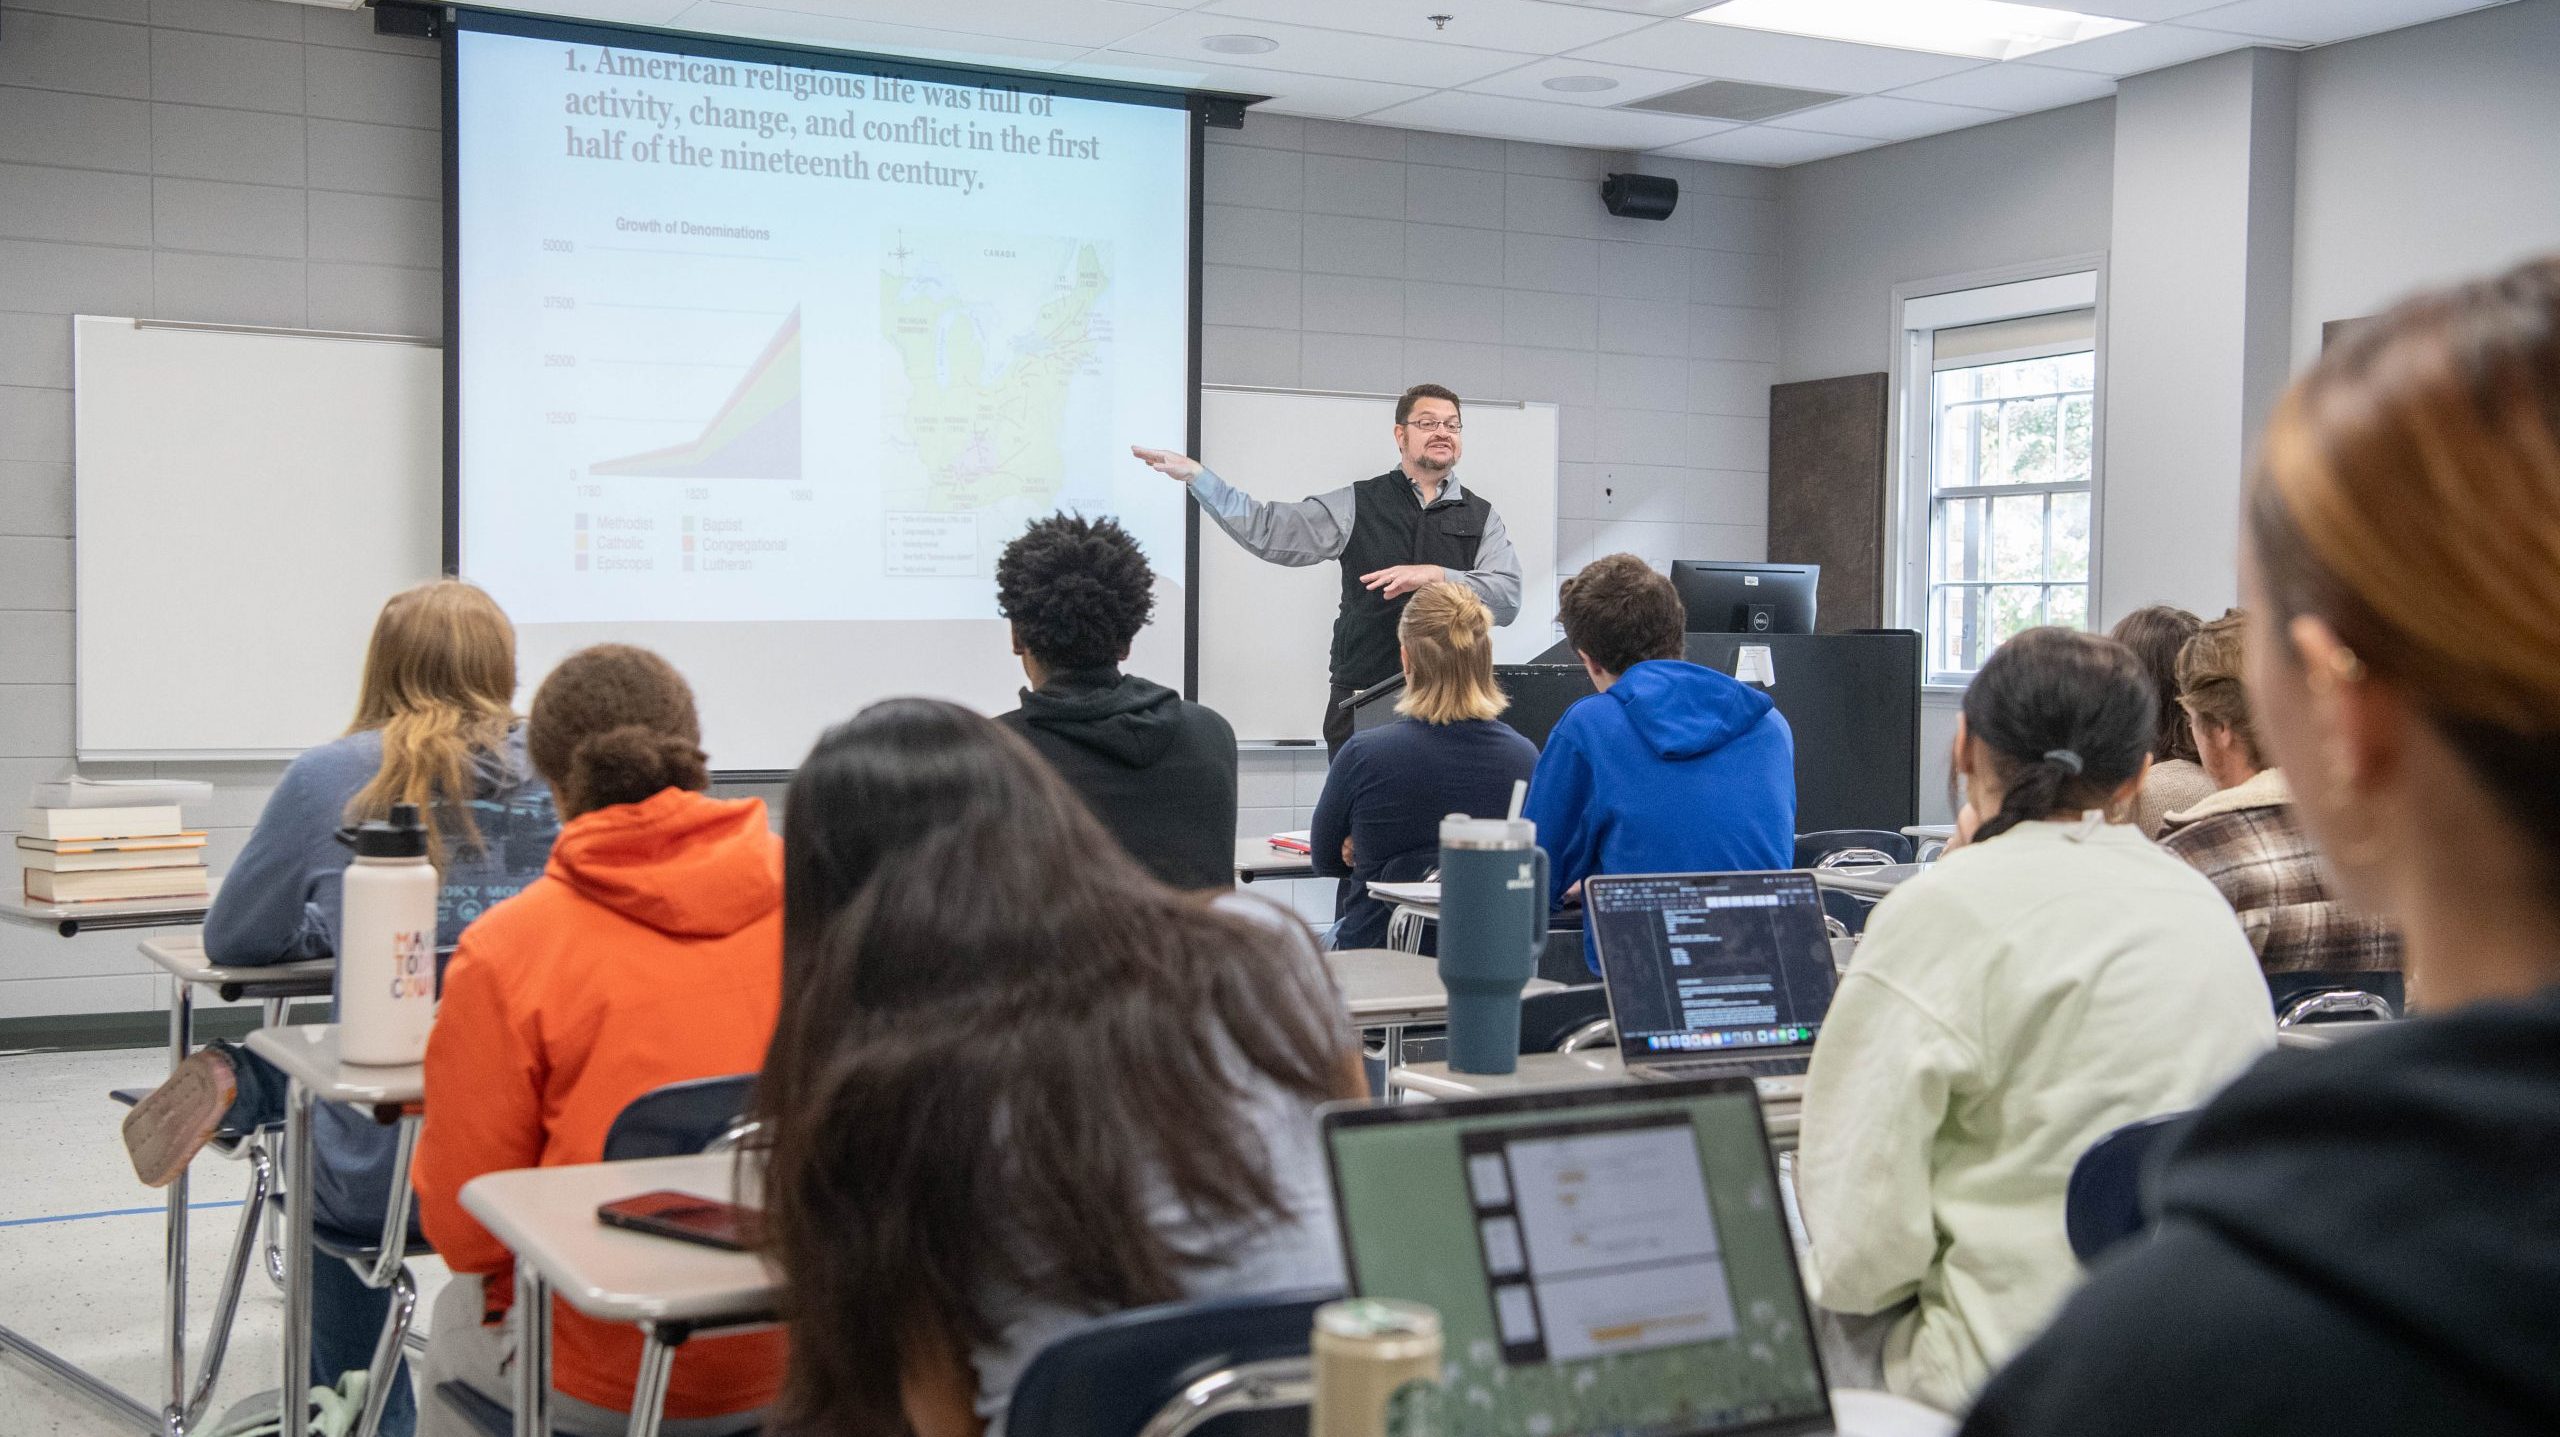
[1796,829,1914,868]
[2066,1111,2191,1265]
[1008,1289,1339,1437]
[2266,969,2402,1018]
[602,1074,756,1161]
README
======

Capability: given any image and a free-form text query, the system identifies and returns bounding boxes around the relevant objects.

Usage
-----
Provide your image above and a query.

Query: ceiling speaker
[1600,172,1678,222]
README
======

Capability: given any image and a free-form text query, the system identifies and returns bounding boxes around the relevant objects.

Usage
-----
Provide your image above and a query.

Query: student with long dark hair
[1962,257,2560,1437]
[1794,627,2273,1412]
[753,700,1364,1437]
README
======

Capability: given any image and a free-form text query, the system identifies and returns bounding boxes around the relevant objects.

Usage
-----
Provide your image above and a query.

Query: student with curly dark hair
[994,513,1238,888]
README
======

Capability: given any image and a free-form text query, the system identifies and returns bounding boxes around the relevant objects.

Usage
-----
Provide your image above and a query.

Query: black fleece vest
[1330,469,1490,688]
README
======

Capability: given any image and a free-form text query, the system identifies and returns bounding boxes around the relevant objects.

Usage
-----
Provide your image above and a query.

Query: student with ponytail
[1792,627,2273,1413]
[413,645,783,1436]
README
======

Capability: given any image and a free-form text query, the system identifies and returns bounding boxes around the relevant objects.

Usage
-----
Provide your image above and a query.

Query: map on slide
[879,232,1112,575]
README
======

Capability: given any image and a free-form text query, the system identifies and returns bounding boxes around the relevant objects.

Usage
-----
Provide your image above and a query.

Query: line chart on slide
[534,235,808,485]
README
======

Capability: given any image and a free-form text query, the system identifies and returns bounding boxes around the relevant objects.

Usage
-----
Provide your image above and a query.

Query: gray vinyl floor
[0,1046,451,1436]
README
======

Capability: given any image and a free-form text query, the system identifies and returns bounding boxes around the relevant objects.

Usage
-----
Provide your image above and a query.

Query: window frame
[1886,261,2108,689]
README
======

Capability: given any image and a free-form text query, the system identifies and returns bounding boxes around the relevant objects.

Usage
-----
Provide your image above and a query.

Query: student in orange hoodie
[412,644,782,1437]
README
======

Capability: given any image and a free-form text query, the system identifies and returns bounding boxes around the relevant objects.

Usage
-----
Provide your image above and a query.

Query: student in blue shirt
[1311,581,1538,949]
[1525,554,1794,947]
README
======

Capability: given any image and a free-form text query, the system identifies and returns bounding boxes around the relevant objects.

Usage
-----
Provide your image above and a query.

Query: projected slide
[452,21,1192,769]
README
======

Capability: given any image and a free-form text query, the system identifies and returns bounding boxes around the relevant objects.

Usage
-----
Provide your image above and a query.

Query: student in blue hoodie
[1525,554,1794,941]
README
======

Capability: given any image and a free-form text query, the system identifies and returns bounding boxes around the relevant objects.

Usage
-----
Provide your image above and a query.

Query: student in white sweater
[1795,627,2275,1415]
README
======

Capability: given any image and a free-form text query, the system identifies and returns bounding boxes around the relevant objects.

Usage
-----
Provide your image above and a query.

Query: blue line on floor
[0,1200,245,1228]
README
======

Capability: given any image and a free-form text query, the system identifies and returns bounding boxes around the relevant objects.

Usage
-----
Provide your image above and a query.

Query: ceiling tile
[658,3,1095,66]
[1458,55,1709,107]
[537,0,700,23]
[1058,57,1435,117]
[1198,0,1659,53]
[1362,89,1735,148]
[1771,93,2010,140]
[1650,125,1877,165]
[686,0,1183,49]
[2057,0,2232,17]
[2176,0,2510,45]
[2032,20,2284,73]
[1106,10,1532,88]
[1568,19,1985,92]
[1885,61,2119,112]
[1533,0,1710,14]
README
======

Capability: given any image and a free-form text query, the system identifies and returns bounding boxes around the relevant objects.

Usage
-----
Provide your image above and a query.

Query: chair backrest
[2266,969,2403,1022]
[1794,829,1914,868]
[2065,1111,2191,1266]
[601,1073,757,1162]
[1518,984,1611,1053]
[1006,1288,1342,1437]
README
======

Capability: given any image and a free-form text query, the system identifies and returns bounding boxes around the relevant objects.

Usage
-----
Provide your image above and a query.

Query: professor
[1134,382,1523,754]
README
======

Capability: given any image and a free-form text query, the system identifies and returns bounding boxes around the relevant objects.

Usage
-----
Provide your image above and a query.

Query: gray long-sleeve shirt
[1188,466,1524,624]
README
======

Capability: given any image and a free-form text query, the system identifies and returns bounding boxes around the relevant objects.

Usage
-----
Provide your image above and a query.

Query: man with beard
[1134,383,1524,755]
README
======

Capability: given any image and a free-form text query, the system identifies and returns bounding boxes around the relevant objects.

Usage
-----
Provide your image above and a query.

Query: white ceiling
[501,0,2520,166]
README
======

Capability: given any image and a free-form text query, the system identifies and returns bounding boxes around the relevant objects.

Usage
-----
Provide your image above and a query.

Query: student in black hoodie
[994,514,1239,889]
[1961,256,2560,1436]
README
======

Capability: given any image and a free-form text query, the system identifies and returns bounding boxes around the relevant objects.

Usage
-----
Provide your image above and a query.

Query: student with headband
[1792,626,2275,1413]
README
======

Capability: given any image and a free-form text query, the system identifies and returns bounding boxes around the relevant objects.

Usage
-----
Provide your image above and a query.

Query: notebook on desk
[1586,871,1841,1085]
[1323,1077,1836,1437]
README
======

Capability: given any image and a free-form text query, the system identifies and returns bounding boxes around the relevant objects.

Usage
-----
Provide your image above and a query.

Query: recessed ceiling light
[1542,74,1621,93]
[1200,33,1280,55]
[1685,0,2140,62]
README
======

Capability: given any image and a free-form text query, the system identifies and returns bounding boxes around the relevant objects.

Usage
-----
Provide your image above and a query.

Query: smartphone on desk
[595,1191,763,1252]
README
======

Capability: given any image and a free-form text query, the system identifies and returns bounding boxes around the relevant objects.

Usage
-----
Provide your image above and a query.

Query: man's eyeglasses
[1402,417,1463,433]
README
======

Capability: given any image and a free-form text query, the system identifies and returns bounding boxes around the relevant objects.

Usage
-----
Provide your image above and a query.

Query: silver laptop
[1585,871,1840,1083]
[1323,1077,1837,1436]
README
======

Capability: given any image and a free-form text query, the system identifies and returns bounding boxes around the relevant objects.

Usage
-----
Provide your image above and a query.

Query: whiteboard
[1198,387,1560,743]
[73,317,444,760]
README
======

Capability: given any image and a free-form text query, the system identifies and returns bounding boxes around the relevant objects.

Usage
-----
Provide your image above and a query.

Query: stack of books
[19,778,213,907]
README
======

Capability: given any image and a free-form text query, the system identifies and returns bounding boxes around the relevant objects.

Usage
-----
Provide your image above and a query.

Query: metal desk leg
[281,1085,316,1437]
[513,1266,553,1437]
[1380,1022,1407,1105]
[626,1327,677,1437]
[163,984,193,1428]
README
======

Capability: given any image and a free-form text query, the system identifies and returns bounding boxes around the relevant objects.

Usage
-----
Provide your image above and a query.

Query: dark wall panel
[1769,373,1888,632]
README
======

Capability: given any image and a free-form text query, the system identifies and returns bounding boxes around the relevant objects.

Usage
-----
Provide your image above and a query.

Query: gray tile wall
[0,0,440,1018]
[0,6,1782,1005]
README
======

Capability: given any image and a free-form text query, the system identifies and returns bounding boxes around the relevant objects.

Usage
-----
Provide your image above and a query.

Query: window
[1894,272,2101,684]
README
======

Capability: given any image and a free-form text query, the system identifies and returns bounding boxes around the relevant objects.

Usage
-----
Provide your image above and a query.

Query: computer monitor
[1323,1078,1833,1437]
[1670,562,1819,635]
[1585,872,1840,1059]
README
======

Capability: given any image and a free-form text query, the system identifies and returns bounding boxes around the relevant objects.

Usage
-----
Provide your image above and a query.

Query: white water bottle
[338,802,439,1066]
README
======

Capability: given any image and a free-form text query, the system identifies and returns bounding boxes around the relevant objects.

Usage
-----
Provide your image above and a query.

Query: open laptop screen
[1587,872,1839,1057]
[1323,1079,1831,1437]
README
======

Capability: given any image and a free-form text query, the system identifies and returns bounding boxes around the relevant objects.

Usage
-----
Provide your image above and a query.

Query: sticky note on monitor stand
[1733,645,1777,687]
